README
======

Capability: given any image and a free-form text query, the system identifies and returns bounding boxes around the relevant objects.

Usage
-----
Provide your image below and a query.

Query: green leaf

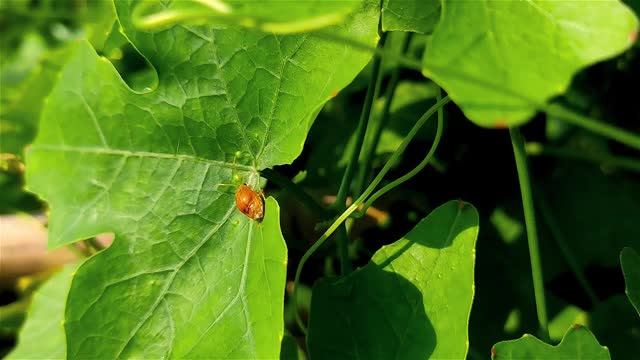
[25,0,379,358]
[423,0,639,127]
[133,0,359,34]
[382,0,441,34]
[588,295,640,359]
[548,305,587,343]
[621,247,640,316]
[307,201,479,359]
[6,263,80,360]
[0,46,71,156]
[65,197,286,358]
[492,325,610,360]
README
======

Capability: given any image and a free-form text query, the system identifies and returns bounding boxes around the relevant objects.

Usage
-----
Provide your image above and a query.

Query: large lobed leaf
[423,0,638,127]
[492,325,610,359]
[6,264,80,360]
[25,0,379,358]
[307,201,479,359]
[621,247,640,316]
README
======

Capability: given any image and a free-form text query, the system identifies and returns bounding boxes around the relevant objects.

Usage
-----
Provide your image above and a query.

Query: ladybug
[235,184,265,221]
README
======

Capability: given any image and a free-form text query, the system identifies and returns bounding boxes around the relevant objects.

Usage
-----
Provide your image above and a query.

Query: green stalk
[358,88,444,215]
[509,127,550,342]
[544,104,640,151]
[355,32,413,197]
[334,31,388,209]
[85,238,105,253]
[260,168,327,217]
[535,188,599,307]
[294,96,451,333]
[526,142,640,173]
[333,31,388,275]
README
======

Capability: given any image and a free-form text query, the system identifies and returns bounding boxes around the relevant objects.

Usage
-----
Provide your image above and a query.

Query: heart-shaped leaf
[307,201,479,359]
[423,0,638,127]
[25,0,379,358]
[492,325,610,359]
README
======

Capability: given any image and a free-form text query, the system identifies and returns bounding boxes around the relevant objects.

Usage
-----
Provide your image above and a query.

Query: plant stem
[355,32,413,197]
[535,188,599,307]
[334,31,387,210]
[358,88,444,215]
[544,104,640,151]
[526,142,640,173]
[509,127,550,342]
[294,96,451,333]
[260,168,327,217]
[333,31,387,275]
[85,238,105,253]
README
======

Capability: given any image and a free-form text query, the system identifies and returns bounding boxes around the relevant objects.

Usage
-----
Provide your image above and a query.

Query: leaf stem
[334,31,387,210]
[294,95,451,333]
[526,142,640,173]
[357,87,444,216]
[333,31,387,275]
[85,238,105,253]
[544,104,640,151]
[355,32,413,197]
[260,168,327,217]
[534,188,599,307]
[509,127,550,342]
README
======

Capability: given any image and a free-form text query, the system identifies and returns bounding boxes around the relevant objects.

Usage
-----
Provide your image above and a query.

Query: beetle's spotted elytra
[235,184,265,221]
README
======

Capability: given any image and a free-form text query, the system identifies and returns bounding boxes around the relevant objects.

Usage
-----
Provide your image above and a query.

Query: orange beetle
[235,184,265,221]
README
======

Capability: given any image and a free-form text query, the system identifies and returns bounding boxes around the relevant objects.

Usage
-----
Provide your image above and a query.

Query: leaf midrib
[31,144,256,172]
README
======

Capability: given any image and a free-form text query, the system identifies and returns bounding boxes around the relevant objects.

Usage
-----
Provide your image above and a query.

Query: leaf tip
[571,323,583,330]
[491,347,497,358]
[630,30,638,43]
[331,90,339,98]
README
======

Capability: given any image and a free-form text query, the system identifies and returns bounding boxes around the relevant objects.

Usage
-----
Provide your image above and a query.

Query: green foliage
[0,47,70,156]
[23,0,378,358]
[4,0,640,359]
[308,201,479,359]
[382,0,441,33]
[423,0,638,127]
[492,325,610,359]
[6,264,79,360]
[621,247,640,315]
